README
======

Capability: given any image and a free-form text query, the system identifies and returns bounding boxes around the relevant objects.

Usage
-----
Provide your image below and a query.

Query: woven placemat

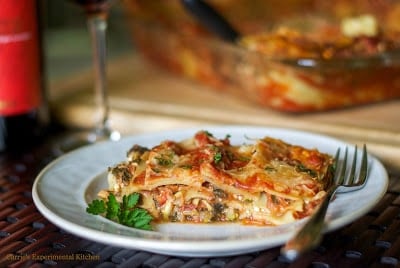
[0,140,399,268]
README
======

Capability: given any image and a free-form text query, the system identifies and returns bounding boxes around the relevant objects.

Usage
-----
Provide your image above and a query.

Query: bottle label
[0,1,41,116]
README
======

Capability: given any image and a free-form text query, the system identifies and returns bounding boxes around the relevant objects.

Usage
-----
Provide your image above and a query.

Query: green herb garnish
[179,164,193,169]
[86,199,106,214]
[264,166,276,172]
[86,193,153,230]
[296,164,317,177]
[214,151,223,164]
[155,156,173,167]
[204,130,213,137]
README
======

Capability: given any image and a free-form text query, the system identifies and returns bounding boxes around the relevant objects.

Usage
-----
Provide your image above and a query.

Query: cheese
[341,14,379,38]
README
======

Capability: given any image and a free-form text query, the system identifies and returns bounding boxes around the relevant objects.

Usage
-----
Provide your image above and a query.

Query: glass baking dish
[123,0,400,112]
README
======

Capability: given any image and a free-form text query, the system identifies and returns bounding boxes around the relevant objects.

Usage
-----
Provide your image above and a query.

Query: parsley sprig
[86,193,153,230]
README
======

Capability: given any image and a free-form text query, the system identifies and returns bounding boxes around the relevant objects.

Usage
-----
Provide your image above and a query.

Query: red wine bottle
[0,0,49,152]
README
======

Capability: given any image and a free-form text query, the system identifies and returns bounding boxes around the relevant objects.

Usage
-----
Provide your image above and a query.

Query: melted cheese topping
[101,131,334,226]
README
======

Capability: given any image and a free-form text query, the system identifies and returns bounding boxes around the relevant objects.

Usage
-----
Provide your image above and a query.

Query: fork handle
[281,186,338,261]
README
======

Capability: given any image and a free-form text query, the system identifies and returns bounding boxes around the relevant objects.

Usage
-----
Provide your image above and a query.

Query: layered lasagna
[98,131,335,226]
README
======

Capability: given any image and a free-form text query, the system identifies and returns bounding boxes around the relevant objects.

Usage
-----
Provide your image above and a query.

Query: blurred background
[42,0,133,82]
[39,0,400,168]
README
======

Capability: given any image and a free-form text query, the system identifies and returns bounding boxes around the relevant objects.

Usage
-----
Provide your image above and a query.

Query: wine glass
[60,0,121,151]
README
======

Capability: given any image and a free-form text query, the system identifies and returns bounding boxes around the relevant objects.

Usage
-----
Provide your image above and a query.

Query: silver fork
[281,144,369,261]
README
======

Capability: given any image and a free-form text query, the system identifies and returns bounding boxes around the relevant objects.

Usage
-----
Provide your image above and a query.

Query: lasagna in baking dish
[98,131,335,226]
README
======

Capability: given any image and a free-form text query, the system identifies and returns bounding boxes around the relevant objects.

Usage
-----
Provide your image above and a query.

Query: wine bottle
[0,0,49,152]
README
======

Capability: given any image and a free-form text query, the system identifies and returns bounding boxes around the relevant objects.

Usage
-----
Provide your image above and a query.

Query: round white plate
[32,125,388,257]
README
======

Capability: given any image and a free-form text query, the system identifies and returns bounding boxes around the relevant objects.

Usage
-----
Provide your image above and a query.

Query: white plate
[32,125,388,257]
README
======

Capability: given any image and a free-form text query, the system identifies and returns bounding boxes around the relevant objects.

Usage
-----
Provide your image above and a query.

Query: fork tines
[335,144,368,188]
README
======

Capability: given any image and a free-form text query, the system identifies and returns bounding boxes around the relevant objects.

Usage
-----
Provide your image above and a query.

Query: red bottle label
[0,1,41,116]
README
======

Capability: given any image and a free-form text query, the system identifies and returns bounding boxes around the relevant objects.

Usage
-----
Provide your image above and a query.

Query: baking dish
[123,0,400,112]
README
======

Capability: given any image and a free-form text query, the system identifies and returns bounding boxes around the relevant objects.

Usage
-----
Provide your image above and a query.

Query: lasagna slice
[98,130,335,226]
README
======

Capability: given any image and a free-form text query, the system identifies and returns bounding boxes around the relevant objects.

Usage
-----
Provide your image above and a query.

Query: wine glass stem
[87,13,110,135]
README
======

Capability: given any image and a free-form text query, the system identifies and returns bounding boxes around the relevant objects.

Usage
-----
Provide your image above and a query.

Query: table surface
[0,131,400,268]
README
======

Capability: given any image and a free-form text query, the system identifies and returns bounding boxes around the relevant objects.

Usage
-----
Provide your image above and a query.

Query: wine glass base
[55,128,121,153]
[86,127,121,144]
